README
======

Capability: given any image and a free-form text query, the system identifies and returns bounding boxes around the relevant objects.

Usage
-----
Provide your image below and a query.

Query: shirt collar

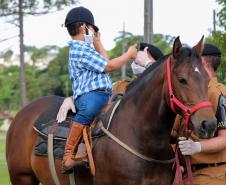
[68,40,90,47]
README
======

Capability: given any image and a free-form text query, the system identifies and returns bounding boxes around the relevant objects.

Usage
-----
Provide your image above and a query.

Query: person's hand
[135,47,155,67]
[93,31,101,43]
[178,137,201,155]
[56,97,76,123]
[127,44,138,59]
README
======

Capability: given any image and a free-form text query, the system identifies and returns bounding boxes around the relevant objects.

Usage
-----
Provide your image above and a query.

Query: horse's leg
[31,156,70,185]
[32,154,94,185]
[6,125,40,185]
[8,173,39,185]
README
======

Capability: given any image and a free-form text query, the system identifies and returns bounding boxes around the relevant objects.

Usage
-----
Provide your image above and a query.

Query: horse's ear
[192,36,204,56]
[172,36,182,59]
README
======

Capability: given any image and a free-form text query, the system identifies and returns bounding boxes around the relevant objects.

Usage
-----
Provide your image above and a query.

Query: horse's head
[168,37,217,138]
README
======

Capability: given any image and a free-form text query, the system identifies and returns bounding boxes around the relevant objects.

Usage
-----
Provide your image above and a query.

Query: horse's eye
[178,78,187,85]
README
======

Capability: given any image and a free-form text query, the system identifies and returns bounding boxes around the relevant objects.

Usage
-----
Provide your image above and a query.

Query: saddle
[33,94,122,171]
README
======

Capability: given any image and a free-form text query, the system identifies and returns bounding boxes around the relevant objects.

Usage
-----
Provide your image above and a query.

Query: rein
[166,57,212,185]
[99,121,175,164]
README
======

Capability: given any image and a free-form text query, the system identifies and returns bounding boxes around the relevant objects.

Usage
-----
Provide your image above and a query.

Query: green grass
[0,131,11,185]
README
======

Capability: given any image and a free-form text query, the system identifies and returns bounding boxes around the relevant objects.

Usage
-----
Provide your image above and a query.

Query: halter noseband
[166,57,212,125]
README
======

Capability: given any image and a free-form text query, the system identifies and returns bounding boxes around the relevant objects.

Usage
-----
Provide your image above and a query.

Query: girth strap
[48,121,61,185]
[47,121,76,185]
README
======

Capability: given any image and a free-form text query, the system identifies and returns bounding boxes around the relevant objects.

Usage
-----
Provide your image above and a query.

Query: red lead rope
[166,57,212,185]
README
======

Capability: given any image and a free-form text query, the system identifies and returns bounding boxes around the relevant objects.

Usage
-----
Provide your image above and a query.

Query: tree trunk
[19,0,28,107]
[144,0,153,44]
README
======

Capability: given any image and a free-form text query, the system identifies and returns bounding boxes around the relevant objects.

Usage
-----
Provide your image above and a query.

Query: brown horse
[6,37,217,185]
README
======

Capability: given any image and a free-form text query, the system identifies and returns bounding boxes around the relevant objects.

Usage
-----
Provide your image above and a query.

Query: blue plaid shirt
[68,40,112,100]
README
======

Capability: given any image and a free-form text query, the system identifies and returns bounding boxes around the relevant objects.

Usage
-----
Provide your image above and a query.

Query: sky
[0,0,219,54]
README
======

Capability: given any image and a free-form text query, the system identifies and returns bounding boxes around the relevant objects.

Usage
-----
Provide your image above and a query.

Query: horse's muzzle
[192,117,217,139]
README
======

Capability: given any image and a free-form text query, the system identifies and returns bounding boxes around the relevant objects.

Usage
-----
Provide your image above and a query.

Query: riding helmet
[202,43,221,57]
[64,6,99,32]
[139,42,164,60]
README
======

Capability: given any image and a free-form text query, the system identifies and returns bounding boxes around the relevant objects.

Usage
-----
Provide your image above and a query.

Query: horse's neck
[111,63,176,155]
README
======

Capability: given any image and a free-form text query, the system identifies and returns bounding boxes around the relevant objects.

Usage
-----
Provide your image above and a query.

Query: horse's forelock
[175,47,202,67]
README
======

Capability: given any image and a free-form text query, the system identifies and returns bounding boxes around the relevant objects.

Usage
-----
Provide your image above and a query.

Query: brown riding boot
[62,121,85,173]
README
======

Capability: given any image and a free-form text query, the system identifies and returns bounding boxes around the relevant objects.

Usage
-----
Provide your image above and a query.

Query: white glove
[134,47,155,67]
[56,97,76,123]
[178,137,201,155]
[131,61,146,75]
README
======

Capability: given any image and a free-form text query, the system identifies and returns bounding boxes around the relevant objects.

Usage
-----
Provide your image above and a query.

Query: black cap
[139,43,164,60]
[65,6,99,32]
[202,43,221,57]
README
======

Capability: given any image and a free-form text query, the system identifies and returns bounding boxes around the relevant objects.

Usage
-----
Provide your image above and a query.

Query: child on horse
[62,6,137,173]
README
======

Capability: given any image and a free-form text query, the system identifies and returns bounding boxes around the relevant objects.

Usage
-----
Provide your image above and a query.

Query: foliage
[216,0,226,29]
[30,45,59,63]
[0,0,79,17]
[0,65,20,110]
[37,47,72,97]
[206,32,226,83]
[206,0,226,83]
[0,131,10,185]
[0,49,13,62]
[153,34,175,54]
[0,46,72,110]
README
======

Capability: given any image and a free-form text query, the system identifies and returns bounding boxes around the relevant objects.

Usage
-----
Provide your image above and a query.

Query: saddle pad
[33,98,121,158]
[34,134,65,159]
[33,101,74,140]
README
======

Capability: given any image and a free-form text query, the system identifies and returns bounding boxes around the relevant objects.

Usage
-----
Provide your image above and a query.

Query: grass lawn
[0,131,11,185]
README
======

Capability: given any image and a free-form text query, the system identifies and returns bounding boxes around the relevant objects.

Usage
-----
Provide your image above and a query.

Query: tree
[0,0,79,107]
[0,49,13,62]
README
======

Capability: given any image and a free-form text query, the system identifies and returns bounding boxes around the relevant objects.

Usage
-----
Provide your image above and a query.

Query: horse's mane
[125,55,169,93]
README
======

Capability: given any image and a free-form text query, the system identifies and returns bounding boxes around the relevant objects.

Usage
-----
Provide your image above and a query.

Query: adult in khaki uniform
[172,44,226,185]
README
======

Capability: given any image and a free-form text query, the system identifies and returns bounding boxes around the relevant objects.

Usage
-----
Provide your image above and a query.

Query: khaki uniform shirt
[191,77,226,164]
[173,77,226,164]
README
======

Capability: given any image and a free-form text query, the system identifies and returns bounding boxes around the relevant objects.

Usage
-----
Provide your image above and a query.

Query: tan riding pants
[173,164,226,185]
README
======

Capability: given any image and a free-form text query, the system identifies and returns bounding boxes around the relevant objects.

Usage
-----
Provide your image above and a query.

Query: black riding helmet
[139,42,164,60]
[65,6,99,32]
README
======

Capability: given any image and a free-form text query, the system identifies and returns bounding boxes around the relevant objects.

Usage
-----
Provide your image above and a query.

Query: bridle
[167,57,212,125]
[166,57,212,185]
